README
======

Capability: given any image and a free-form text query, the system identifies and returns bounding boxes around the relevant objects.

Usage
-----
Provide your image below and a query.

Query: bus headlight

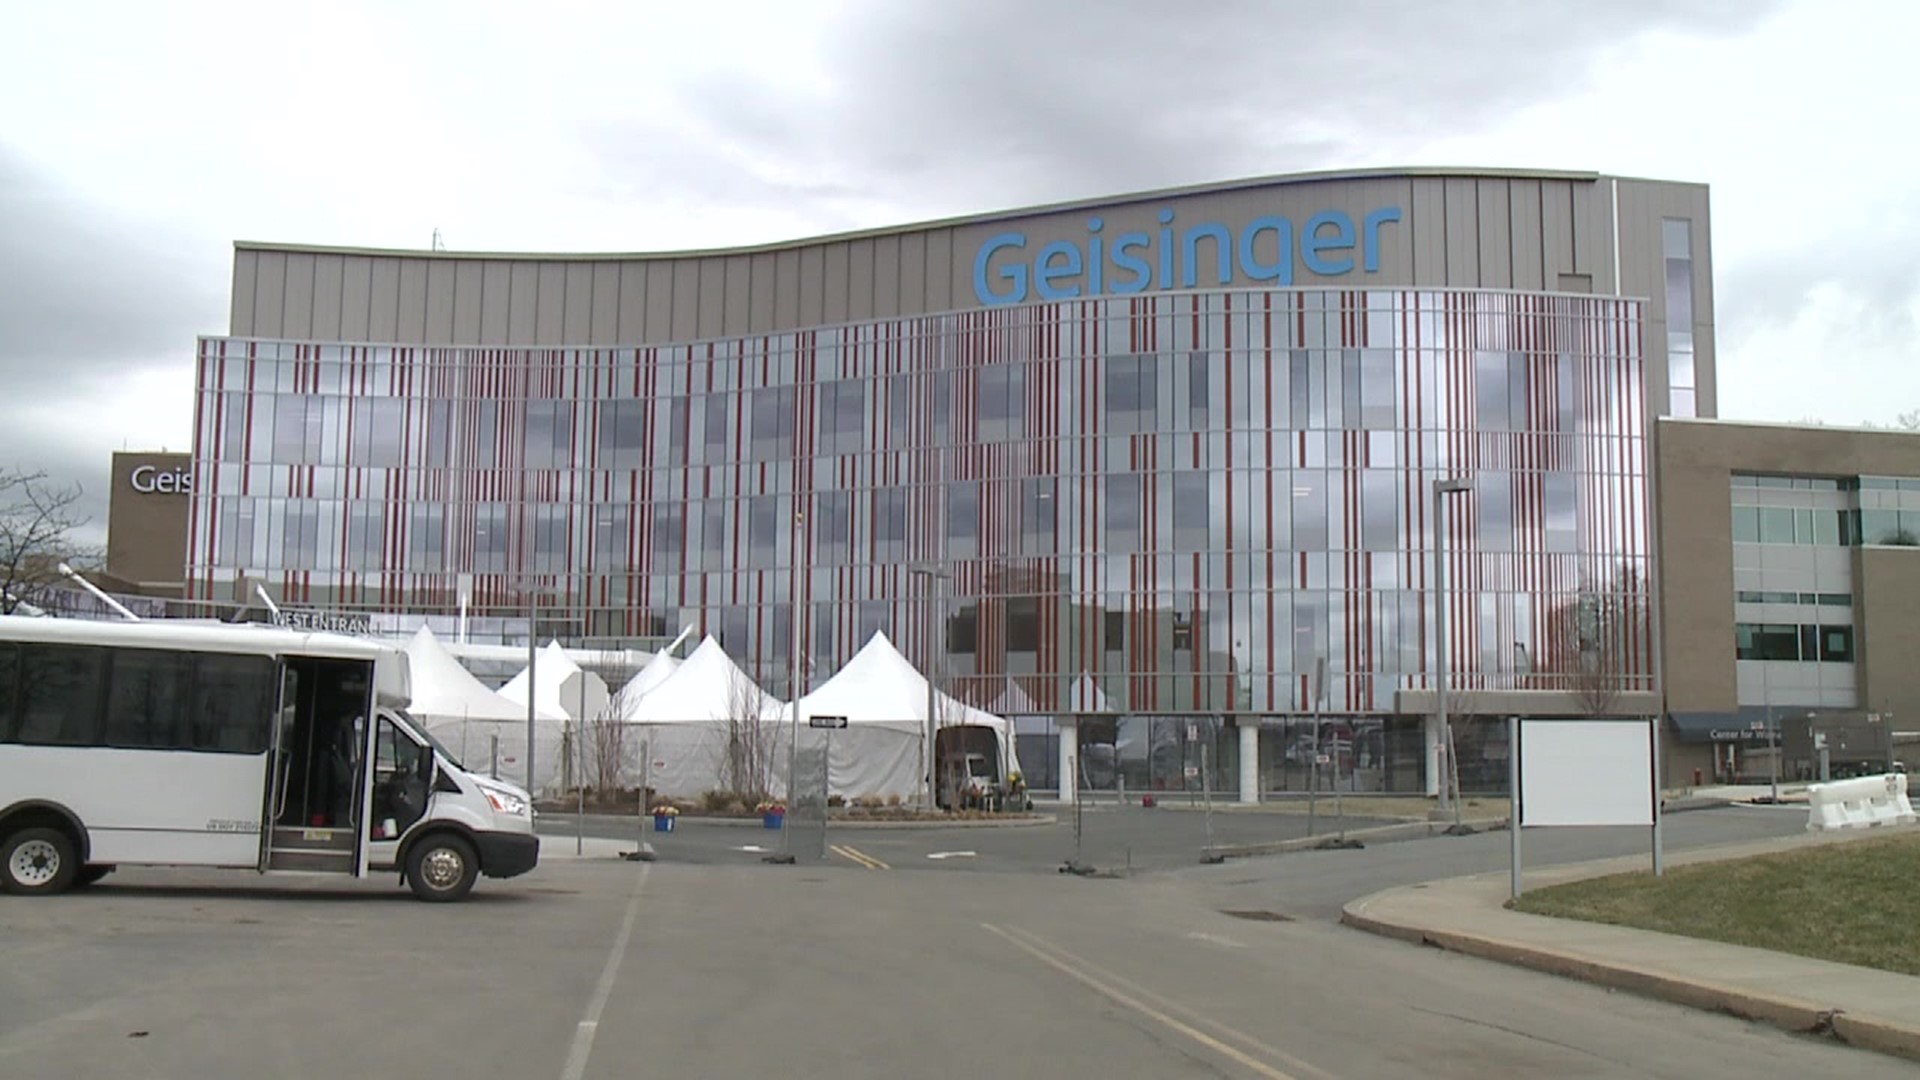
[482,787,529,816]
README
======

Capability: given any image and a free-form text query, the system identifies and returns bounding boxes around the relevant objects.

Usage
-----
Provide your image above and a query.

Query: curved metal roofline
[234,165,1637,263]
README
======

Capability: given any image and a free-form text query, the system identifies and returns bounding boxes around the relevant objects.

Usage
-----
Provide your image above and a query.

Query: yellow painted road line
[983,923,1331,1080]
[829,844,889,870]
[996,924,1337,1080]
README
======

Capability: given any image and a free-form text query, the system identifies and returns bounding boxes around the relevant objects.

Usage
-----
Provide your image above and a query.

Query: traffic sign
[1183,764,1199,779]
[1315,753,1331,766]
[810,715,849,729]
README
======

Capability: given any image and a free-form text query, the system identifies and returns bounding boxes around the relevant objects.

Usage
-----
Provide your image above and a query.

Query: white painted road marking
[560,862,650,1080]
[735,844,770,853]
[926,851,977,860]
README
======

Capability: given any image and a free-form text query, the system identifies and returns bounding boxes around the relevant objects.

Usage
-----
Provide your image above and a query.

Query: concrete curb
[1338,899,1920,1064]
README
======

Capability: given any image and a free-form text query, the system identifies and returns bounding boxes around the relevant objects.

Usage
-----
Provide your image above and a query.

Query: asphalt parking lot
[8,804,1900,1080]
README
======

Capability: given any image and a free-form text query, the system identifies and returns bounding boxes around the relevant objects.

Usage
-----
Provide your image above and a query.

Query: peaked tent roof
[615,649,681,706]
[403,626,558,723]
[620,635,784,723]
[499,641,610,722]
[796,632,1007,731]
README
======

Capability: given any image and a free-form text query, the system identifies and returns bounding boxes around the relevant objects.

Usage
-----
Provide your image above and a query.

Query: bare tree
[587,682,632,798]
[721,665,778,802]
[1,468,94,614]
[1548,565,1651,718]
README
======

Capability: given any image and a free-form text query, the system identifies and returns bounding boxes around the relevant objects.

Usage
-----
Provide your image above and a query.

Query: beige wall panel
[696,259,726,339]
[797,245,826,326]
[722,254,751,336]
[281,254,316,339]
[367,260,401,342]
[452,260,484,343]
[563,263,595,344]
[821,242,851,325]
[310,254,345,340]
[745,252,774,335]
[643,261,674,344]
[425,260,457,343]
[340,257,374,340]
[924,230,953,312]
[846,238,876,322]
[480,262,512,343]
[1859,548,1920,713]
[230,249,257,336]
[774,249,801,329]
[897,232,927,315]
[534,263,567,342]
[590,263,621,345]
[616,261,648,342]
[253,251,287,340]
[507,263,539,346]
[872,234,900,318]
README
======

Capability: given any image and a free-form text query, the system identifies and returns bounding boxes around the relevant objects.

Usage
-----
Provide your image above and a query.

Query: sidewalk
[1341,825,1920,1063]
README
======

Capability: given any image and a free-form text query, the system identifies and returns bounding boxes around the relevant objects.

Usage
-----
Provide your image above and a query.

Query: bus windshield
[392,710,466,772]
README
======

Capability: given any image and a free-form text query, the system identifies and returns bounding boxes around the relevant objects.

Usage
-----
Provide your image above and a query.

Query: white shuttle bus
[0,615,538,901]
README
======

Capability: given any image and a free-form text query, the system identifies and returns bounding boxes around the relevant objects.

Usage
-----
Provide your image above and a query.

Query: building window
[596,504,631,571]
[346,503,385,572]
[1106,355,1157,433]
[1664,217,1697,418]
[703,393,729,453]
[473,504,511,572]
[979,365,1024,440]
[531,505,568,573]
[750,386,795,460]
[1106,474,1141,552]
[1173,472,1209,549]
[409,504,444,569]
[948,606,979,654]
[872,489,908,555]
[651,504,684,572]
[597,399,647,469]
[815,492,850,558]
[1104,611,1125,652]
[525,400,571,469]
[1819,625,1855,662]
[1006,597,1039,653]
[821,380,865,455]
[947,481,978,557]
[1735,622,1858,662]
[1021,478,1055,555]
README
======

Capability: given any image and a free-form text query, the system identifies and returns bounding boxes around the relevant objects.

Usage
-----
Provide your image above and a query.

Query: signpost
[1510,717,1662,898]
[810,715,848,729]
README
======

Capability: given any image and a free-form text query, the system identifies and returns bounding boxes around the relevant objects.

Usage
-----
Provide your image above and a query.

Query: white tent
[402,627,567,793]
[492,642,614,795]
[786,632,1020,801]
[613,649,681,707]
[617,636,786,799]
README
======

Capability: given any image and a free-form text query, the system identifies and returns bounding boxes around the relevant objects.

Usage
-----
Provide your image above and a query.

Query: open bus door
[258,658,374,875]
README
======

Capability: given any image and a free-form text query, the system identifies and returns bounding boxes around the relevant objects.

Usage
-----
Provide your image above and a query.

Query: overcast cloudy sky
[2,0,1916,539]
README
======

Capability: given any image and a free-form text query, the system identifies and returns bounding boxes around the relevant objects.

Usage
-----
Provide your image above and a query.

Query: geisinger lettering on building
[182,167,1716,799]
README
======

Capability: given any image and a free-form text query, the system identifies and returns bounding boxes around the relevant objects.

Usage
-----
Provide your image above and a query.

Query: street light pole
[908,566,950,811]
[1433,477,1472,822]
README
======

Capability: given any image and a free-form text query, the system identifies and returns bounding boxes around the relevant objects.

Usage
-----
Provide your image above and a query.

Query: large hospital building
[98,166,1918,796]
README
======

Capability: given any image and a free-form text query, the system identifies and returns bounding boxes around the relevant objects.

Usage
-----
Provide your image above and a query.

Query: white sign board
[1518,719,1654,827]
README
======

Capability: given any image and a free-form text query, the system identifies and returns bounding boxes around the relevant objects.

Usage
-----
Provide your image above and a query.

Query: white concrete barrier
[1805,773,1917,831]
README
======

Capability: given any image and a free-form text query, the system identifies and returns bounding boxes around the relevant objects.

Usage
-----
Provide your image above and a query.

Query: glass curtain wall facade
[189,287,1649,793]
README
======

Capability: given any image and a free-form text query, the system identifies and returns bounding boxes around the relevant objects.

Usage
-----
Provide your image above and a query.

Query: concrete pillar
[1057,717,1078,803]
[1238,719,1260,804]
[1425,715,1443,797]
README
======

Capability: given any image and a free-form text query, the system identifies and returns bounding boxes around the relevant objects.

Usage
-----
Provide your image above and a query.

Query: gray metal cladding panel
[672,260,702,341]
[722,254,751,335]
[617,261,648,342]
[1507,180,1544,291]
[281,253,316,339]
[480,261,513,343]
[797,245,825,326]
[590,263,621,344]
[643,261,674,344]
[1409,181,1448,284]
[253,251,287,338]
[747,252,776,334]
[534,263,567,342]
[507,263,539,346]
[396,260,429,342]
[563,263,595,343]
[898,232,927,314]
[1442,178,1480,285]
[340,257,374,340]
[453,260,485,342]
[1475,180,1512,289]
[425,260,457,342]
[229,249,257,335]
[1572,180,1614,290]
[1541,179,1576,276]
[872,234,900,318]
[696,259,725,339]
[821,243,850,324]
[846,237,875,322]
[774,248,801,328]
[367,259,401,342]
[311,254,345,339]
[924,230,953,310]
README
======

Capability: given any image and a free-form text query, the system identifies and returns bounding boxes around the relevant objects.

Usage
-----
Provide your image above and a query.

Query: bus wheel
[405,835,478,902]
[3,827,78,896]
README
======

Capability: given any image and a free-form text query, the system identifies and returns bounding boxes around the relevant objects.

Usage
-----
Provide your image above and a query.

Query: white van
[0,615,538,901]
